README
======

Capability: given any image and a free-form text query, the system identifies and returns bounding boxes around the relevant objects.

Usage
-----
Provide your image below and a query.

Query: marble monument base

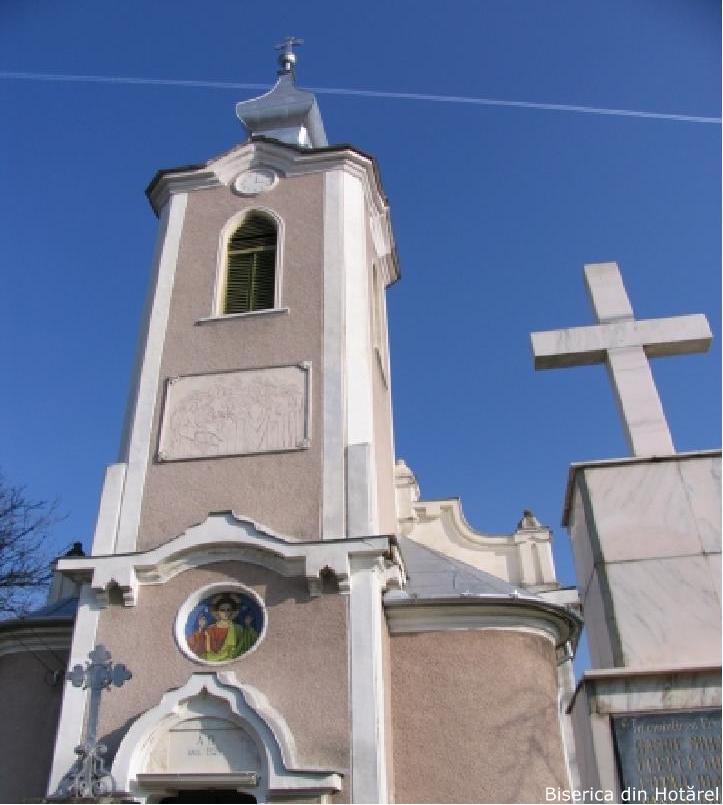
[563,450,721,802]
[569,665,721,802]
[563,451,721,671]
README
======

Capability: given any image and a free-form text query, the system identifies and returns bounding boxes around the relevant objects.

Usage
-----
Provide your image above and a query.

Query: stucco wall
[390,629,568,803]
[94,561,350,790]
[137,173,325,549]
[0,649,67,803]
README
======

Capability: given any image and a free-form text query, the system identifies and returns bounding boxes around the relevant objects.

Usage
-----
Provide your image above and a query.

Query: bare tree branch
[0,473,59,617]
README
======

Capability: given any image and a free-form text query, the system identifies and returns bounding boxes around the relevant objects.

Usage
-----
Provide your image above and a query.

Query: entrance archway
[159,791,256,803]
[111,673,342,803]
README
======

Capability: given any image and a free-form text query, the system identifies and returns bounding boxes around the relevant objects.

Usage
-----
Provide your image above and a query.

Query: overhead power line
[0,70,719,125]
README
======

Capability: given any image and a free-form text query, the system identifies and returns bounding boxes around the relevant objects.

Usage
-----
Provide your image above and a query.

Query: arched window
[223,212,277,314]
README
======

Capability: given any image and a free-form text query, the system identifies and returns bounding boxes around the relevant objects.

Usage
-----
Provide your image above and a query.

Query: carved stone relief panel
[158,363,311,461]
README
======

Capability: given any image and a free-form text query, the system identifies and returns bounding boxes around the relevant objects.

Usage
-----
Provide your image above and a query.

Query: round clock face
[233,168,278,196]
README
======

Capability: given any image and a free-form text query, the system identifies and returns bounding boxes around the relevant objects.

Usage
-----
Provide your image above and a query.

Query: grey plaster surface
[0,650,68,802]
[390,629,568,803]
[137,174,326,547]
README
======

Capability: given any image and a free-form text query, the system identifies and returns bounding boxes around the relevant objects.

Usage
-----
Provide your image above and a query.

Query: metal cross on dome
[276,36,304,74]
[56,645,132,800]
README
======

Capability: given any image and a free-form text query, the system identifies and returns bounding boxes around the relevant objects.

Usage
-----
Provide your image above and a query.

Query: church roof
[0,595,79,628]
[234,36,327,149]
[235,72,328,148]
[24,595,79,620]
[388,536,582,648]
[393,535,532,599]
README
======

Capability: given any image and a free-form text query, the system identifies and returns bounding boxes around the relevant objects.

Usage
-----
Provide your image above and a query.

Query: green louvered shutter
[224,213,276,314]
[249,248,276,310]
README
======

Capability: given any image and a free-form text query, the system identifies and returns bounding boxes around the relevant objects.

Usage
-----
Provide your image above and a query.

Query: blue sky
[0,1,720,622]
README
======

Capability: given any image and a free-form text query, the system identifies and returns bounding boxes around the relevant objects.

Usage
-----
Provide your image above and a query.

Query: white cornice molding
[147,140,400,284]
[55,512,403,607]
[568,665,722,716]
[148,170,219,214]
[111,672,343,800]
[384,595,580,650]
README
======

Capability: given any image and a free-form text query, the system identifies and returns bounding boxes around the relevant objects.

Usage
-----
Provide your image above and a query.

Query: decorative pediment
[56,511,402,606]
[111,672,343,801]
[394,459,558,589]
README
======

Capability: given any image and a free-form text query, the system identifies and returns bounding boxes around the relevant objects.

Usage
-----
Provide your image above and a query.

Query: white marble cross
[531,262,712,457]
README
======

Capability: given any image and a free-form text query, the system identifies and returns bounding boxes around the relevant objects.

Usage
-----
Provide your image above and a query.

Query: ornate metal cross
[531,262,712,457]
[275,36,304,74]
[58,645,132,799]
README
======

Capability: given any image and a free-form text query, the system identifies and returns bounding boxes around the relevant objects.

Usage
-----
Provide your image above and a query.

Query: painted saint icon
[185,591,263,662]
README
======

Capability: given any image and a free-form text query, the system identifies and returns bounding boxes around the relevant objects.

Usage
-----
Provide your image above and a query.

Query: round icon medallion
[178,585,266,664]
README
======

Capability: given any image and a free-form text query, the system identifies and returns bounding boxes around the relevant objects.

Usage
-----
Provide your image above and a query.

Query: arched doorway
[159,790,256,803]
[111,674,342,802]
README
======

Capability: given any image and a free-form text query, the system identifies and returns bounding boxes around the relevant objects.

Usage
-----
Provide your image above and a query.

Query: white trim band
[116,192,188,553]
[349,558,389,803]
[384,598,579,648]
[56,513,402,606]
[322,170,346,539]
[47,584,103,795]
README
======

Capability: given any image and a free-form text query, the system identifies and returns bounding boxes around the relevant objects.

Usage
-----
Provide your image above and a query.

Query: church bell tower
[111,37,400,554]
[45,41,579,805]
[49,41,403,804]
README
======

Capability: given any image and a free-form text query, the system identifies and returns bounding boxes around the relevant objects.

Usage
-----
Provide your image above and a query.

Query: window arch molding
[212,206,286,318]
